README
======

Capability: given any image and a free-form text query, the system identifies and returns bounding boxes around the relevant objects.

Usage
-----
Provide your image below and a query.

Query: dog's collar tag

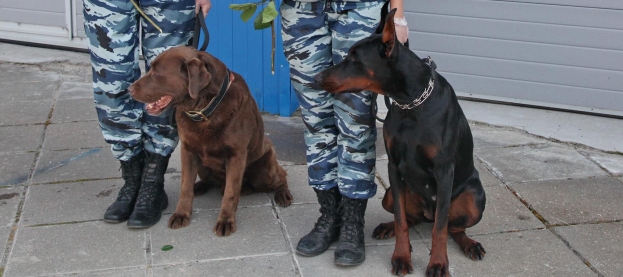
[185,69,233,122]
[392,56,436,110]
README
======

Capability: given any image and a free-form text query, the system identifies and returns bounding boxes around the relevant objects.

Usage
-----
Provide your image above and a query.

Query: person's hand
[394,17,409,44]
[196,0,212,17]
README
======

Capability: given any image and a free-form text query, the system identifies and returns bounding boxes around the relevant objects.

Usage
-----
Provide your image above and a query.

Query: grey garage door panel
[423,53,623,93]
[407,13,623,51]
[413,32,623,72]
[407,1,623,29]
[490,0,623,10]
[445,73,623,113]
[0,0,65,13]
[0,10,65,29]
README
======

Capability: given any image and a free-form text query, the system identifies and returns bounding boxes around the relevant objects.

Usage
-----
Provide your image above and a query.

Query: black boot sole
[296,245,331,257]
[127,194,169,229]
[335,255,365,266]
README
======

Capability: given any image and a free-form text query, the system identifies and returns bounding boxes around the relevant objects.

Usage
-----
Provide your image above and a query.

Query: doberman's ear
[374,1,391,34]
[382,8,398,58]
[181,58,211,99]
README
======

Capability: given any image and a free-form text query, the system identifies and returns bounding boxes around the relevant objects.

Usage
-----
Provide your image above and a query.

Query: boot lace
[312,191,339,233]
[135,184,160,208]
[116,159,142,201]
[339,200,364,242]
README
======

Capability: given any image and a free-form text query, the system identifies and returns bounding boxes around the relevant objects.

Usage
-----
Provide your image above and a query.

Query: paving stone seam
[271,200,303,277]
[150,251,291,268]
[10,265,149,277]
[578,151,623,178]
[548,228,606,277]
[0,186,26,274]
[469,120,623,155]
[475,156,606,276]
[27,176,120,187]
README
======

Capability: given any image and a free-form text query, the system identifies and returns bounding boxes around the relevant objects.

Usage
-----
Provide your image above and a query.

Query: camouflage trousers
[280,0,384,199]
[83,0,195,161]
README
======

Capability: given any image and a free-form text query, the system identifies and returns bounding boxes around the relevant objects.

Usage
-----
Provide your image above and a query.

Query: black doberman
[314,7,486,277]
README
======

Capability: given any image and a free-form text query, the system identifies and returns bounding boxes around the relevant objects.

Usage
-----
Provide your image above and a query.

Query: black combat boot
[334,196,368,266]
[104,152,144,223]
[296,187,342,256]
[127,152,170,228]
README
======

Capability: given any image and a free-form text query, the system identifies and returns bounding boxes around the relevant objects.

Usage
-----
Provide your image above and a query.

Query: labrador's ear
[382,8,398,58]
[181,58,211,99]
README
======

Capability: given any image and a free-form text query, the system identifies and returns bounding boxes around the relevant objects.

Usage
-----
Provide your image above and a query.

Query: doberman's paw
[168,213,191,229]
[463,242,486,261]
[214,219,237,237]
[373,222,396,240]
[274,189,293,207]
[425,261,450,277]
[391,256,413,276]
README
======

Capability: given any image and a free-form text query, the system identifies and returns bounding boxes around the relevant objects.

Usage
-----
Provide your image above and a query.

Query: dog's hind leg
[448,178,486,261]
[246,142,293,207]
[372,186,423,240]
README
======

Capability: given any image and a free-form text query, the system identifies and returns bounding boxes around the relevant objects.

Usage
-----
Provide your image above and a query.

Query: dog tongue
[146,95,173,114]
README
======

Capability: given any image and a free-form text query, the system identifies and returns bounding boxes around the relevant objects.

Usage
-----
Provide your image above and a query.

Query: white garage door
[404,0,623,117]
[0,0,87,49]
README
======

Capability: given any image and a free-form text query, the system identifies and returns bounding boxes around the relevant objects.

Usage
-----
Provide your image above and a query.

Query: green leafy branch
[230,0,279,73]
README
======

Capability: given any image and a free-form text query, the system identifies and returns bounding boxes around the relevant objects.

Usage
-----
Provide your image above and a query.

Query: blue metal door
[199,0,298,116]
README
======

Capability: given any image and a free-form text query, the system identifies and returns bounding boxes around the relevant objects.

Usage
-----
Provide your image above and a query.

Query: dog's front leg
[214,152,247,237]
[169,143,200,229]
[427,163,454,277]
[389,163,414,275]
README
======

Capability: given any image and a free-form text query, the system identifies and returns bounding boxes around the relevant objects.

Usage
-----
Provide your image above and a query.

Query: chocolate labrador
[129,46,293,236]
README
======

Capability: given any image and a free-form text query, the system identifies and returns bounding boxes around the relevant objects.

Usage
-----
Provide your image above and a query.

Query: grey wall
[404,0,623,115]
[0,0,66,28]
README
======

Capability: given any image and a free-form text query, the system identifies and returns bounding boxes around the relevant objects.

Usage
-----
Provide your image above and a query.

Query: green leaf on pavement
[240,5,257,22]
[161,245,173,251]
[261,1,278,24]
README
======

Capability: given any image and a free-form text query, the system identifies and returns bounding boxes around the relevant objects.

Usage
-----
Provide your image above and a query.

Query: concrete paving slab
[43,121,108,151]
[50,98,98,123]
[5,221,146,277]
[0,42,91,65]
[153,254,295,277]
[461,100,623,153]
[0,81,59,102]
[476,144,607,183]
[263,115,306,165]
[0,186,22,226]
[0,125,45,152]
[511,176,623,225]
[555,222,623,277]
[0,100,52,126]
[580,150,623,176]
[471,124,548,150]
[0,153,35,186]
[296,242,431,277]
[475,160,503,188]
[57,81,95,100]
[150,206,287,265]
[0,63,59,83]
[32,148,118,184]
[414,184,544,239]
[54,267,147,277]
[282,165,316,204]
[19,180,120,226]
[441,230,595,277]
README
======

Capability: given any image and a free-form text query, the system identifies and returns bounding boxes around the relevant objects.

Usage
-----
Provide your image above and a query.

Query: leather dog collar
[392,56,437,110]
[185,69,234,122]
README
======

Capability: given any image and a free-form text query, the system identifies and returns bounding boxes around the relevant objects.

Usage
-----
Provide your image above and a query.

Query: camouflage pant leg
[280,0,383,199]
[83,0,194,161]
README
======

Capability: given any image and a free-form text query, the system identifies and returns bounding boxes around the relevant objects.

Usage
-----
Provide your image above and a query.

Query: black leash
[191,9,210,51]
[184,8,232,122]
